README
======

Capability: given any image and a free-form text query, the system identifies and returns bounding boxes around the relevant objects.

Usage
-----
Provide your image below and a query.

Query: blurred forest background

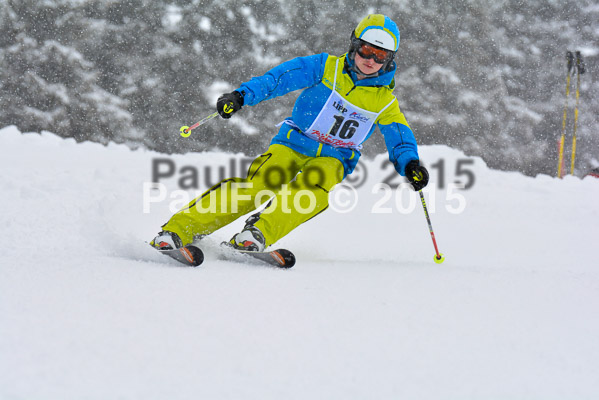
[1,0,598,176]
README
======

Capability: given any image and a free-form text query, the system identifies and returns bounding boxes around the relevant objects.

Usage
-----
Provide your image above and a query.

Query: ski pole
[419,190,445,264]
[570,51,585,175]
[179,111,219,138]
[557,51,575,178]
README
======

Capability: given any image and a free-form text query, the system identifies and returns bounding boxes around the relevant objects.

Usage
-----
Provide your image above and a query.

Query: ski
[155,244,205,267]
[220,242,296,268]
[151,242,295,268]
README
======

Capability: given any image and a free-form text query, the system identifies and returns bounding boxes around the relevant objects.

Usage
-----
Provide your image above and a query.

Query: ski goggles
[357,42,394,64]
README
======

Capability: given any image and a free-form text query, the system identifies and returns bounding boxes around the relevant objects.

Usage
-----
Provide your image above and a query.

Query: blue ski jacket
[236,53,419,177]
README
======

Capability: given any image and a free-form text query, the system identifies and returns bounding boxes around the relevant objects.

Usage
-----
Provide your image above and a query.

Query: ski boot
[150,231,204,266]
[224,222,295,268]
[150,231,183,250]
[228,225,266,252]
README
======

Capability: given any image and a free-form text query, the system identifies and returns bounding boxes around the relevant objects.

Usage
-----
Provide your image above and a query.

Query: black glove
[405,160,429,191]
[216,91,244,119]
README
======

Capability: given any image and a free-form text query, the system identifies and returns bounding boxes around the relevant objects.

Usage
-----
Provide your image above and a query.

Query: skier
[151,14,429,253]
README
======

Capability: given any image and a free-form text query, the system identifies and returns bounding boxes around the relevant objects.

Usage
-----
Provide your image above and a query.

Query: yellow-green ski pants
[162,144,344,247]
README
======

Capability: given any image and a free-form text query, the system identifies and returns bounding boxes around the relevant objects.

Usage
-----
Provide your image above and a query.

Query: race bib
[303,59,395,150]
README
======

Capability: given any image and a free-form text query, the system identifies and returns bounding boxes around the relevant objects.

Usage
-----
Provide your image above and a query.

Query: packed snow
[1,125,598,399]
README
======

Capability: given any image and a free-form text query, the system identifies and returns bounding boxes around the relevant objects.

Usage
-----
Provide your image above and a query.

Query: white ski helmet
[349,14,400,73]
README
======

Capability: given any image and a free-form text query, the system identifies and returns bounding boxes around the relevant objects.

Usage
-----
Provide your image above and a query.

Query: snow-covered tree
[0,0,597,175]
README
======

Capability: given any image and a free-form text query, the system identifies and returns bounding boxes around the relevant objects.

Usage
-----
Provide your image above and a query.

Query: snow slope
[1,125,598,399]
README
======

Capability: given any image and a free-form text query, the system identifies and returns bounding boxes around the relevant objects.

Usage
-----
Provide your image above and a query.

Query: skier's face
[354,52,384,77]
